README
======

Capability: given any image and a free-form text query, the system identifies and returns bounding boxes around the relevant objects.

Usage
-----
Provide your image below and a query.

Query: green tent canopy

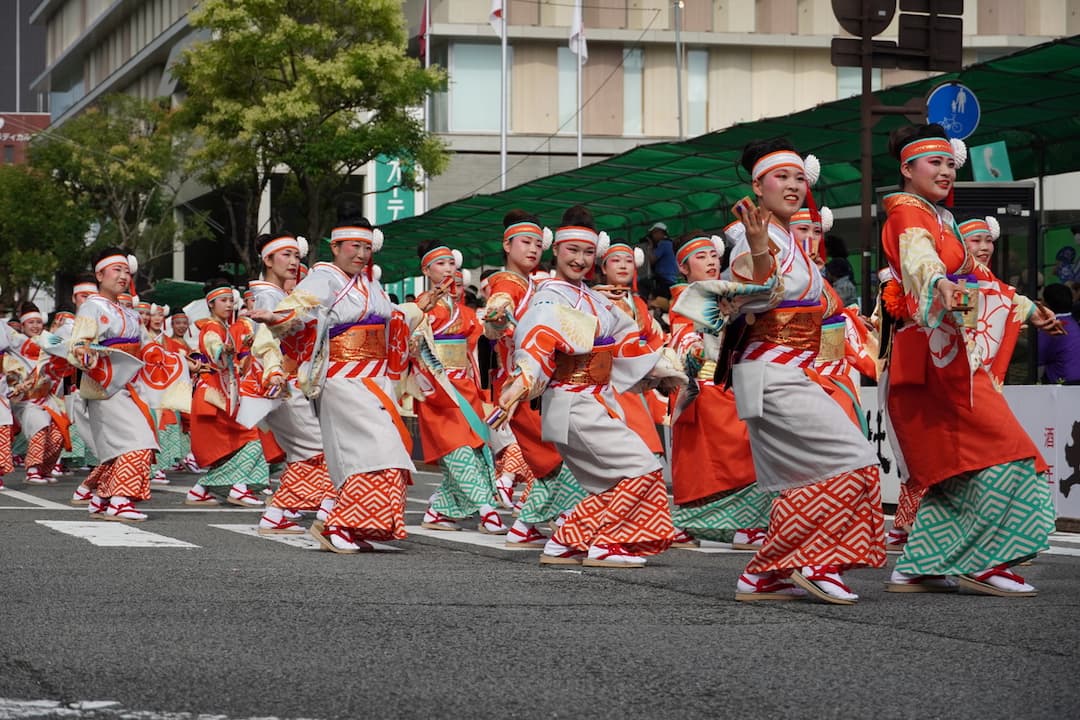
[376,34,1080,282]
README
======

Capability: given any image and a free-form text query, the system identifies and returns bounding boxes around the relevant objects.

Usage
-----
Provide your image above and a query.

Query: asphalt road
[1,468,1078,720]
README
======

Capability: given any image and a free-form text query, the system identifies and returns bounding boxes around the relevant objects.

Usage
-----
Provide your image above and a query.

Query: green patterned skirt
[431,445,498,519]
[672,483,776,542]
[896,458,1054,576]
[518,463,588,524]
[199,439,270,496]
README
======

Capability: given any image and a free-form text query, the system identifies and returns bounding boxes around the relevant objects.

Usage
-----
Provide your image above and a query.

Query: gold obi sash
[817,315,846,363]
[552,345,614,386]
[328,324,387,362]
[433,336,469,369]
[747,303,822,353]
[699,359,718,381]
[106,342,140,356]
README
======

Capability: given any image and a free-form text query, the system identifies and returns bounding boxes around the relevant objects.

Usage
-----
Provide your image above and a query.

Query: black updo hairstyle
[416,238,445,261]
[203,277,233,296]
[560,204,595,230]
[17,300,41,317]
[73,271,97,287]
[503,208,540,229]
[335,200,373,231]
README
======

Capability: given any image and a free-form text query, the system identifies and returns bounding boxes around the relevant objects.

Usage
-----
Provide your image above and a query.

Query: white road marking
[1050,532,1080,545]
[210,524,401,552]
[36,521,198,548]
[406,524,519,551]
[0,696,325,718]
[0,489,75,510]
[1045,546,1080,557]
[684,540,756,555]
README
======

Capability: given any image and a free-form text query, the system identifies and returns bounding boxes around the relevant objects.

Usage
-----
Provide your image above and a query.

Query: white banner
[861,385,1080,520]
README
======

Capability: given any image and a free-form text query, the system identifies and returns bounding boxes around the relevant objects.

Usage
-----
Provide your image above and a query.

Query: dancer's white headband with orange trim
[72,282,97,296]
[18,311,43,323]
[259,235,300,260]
[330,226,373,244]
[751,151,805,181]
[205,287,233,303]
[95,255,129,273]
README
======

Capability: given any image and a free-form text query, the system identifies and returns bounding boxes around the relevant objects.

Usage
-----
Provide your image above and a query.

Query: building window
[623,47,643,135]
[686,49,708,137]
[837,66,882,99]
[3,146,14,165]
[557,47,578,134]
[449,43,503,132]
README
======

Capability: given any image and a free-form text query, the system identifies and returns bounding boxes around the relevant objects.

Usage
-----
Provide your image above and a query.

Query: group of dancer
[0,123,1060,603]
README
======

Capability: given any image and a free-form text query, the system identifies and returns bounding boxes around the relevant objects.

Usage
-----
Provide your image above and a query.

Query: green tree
[0,164,93,310]
[172,0,448,259]
[29,94,208,287]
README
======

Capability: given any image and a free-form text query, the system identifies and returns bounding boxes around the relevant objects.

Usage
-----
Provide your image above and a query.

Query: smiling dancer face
[745,141,808,227]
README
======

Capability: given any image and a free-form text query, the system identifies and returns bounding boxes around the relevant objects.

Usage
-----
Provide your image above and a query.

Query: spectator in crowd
[1038,283,1080,385]
[824,234,856,280]
[825,258,859,307]
[643,222,679,290]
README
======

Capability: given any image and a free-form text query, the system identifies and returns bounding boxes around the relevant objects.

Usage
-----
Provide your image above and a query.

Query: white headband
[72,283,97,295]
[94,254,137,275]
[19,311,44,323]
[260,236,300,261]
[751,151,806,181]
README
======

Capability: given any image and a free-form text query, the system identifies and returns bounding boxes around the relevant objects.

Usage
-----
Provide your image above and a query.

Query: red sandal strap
[973,565,1026,584]
[480,510,503,528]
[739,573,794,593]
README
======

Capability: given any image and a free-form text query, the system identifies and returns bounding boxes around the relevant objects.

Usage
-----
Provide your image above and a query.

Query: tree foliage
[29,94,208,287]
[173,0,449,255]
[0,164,93,311]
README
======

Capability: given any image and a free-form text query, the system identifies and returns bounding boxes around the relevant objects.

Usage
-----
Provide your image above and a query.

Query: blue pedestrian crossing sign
[926,83,980,140]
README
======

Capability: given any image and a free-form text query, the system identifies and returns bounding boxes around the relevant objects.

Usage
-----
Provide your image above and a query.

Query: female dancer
[10,301,68,485]
[247,232,336,535]
[496,205,678,568]
[666,233,771,550]
[414,241,506,535]
[261,214,414,553]
[483,211,587,549]
[185,279,269,508]
[68,248,158,521]
[701,139,886,603]
[880,125,1057,595]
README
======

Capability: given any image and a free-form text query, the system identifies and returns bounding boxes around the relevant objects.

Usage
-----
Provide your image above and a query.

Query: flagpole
[499,0,508,190]
[423,0,431,213]
[576,47,583,168]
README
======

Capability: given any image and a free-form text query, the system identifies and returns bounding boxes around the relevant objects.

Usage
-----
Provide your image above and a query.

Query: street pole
[674,0,683,140]
[577,47,583,168]
[859,14,873,313]
[499,0,508,190]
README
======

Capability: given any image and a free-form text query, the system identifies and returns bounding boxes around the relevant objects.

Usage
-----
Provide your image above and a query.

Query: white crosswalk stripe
[209,523,401,552]
[37,520,199,548]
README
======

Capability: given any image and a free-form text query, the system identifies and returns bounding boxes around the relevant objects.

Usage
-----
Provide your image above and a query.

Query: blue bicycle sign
[926,83,980,140]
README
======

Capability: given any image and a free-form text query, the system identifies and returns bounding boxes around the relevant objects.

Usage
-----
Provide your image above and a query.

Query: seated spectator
[1038,283,1080,385]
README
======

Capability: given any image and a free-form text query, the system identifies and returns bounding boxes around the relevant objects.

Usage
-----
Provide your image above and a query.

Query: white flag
[489,0,504,37]
[569,0,588,61]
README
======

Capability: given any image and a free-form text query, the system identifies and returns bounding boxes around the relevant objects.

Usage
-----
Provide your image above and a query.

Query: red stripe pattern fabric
[552,470,675,555]
[325,468,409,541]
[745,465,886,573]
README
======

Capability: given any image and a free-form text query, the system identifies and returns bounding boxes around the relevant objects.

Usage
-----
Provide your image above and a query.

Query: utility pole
[831,0,963,310]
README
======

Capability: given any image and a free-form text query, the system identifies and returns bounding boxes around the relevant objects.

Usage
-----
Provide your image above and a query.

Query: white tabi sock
[317,498,335,521]
[262,506,285,524]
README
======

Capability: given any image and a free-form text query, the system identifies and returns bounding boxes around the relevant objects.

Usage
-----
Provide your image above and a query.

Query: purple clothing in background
[1038,315,1080,383]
